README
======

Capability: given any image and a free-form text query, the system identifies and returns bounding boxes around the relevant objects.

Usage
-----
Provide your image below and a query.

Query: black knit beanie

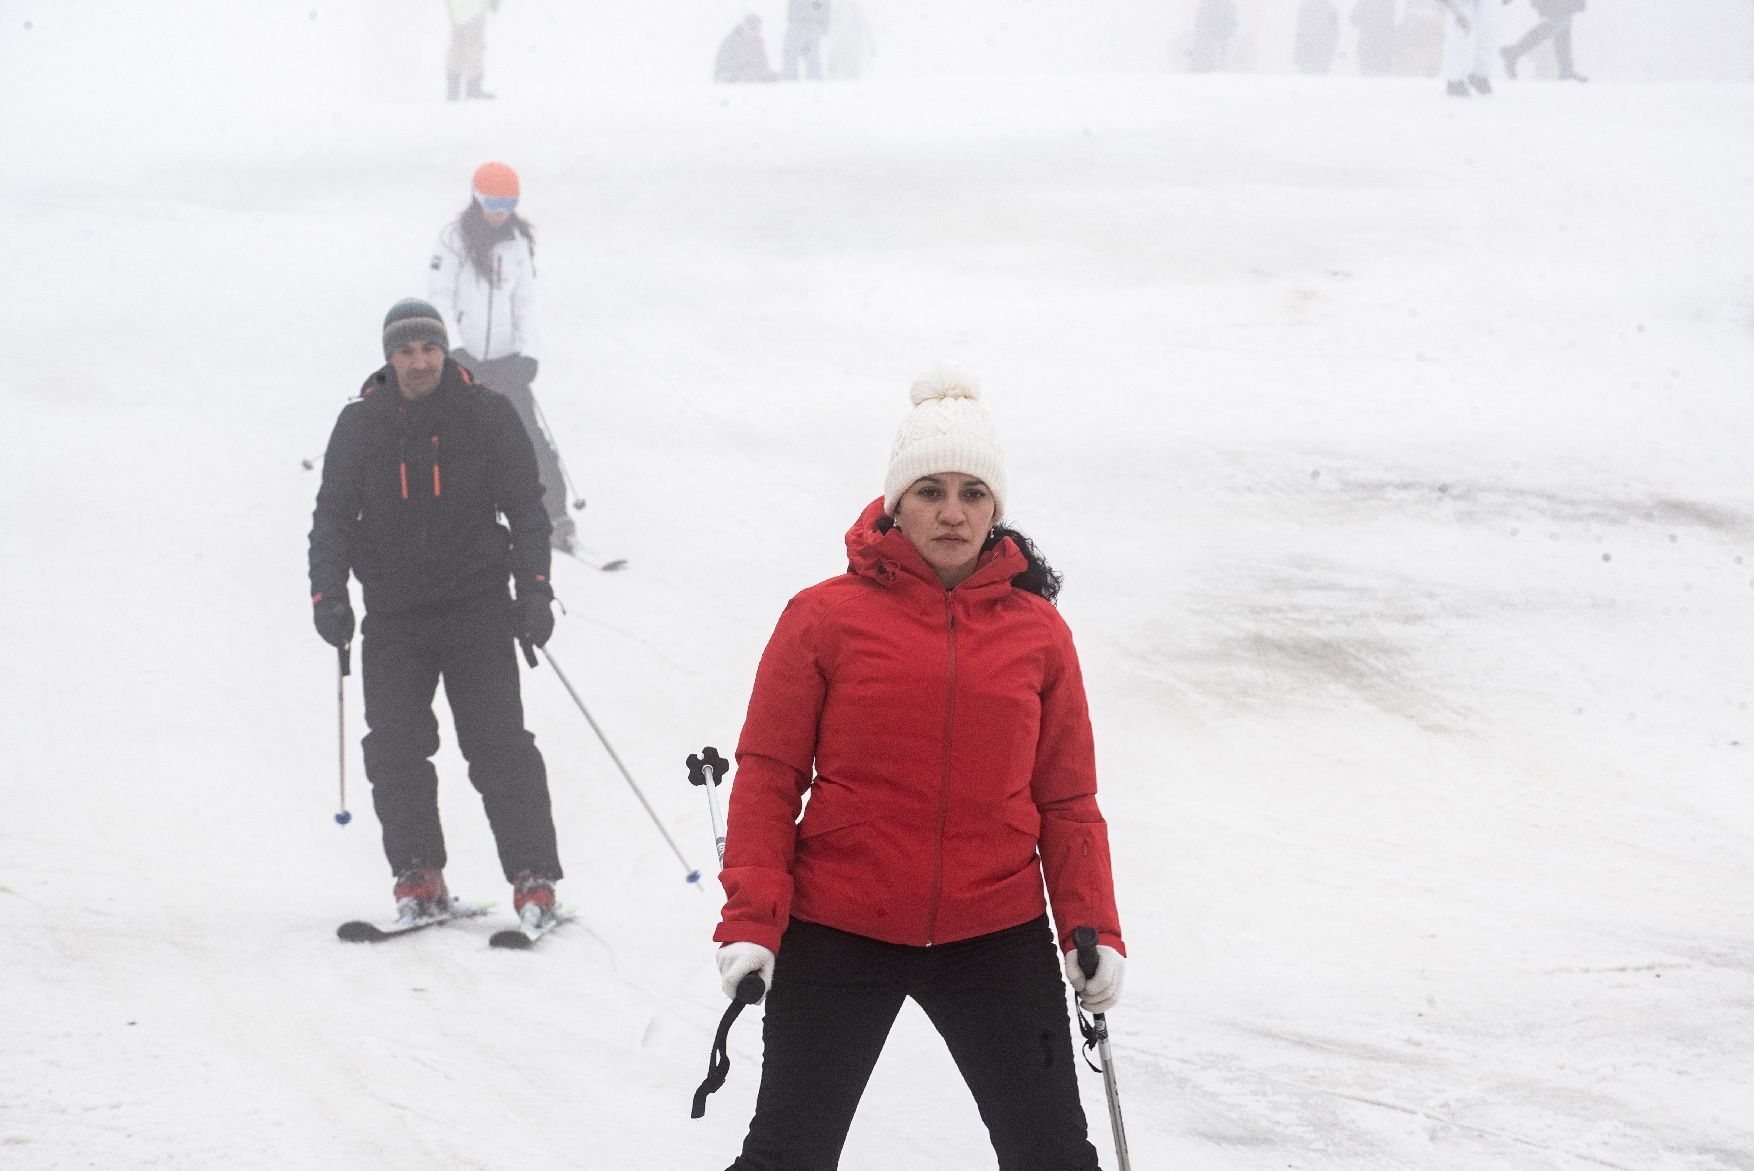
[382,298,449,358]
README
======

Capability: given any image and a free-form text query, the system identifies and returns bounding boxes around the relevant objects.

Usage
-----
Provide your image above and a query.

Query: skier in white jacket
[428,162,576,554]
[1440,0,1503,96]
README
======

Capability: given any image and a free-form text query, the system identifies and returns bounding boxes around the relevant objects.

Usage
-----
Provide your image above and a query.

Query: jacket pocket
[797,790,865,840]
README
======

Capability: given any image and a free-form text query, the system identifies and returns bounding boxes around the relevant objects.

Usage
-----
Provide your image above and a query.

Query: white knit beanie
[882,365,1007,519]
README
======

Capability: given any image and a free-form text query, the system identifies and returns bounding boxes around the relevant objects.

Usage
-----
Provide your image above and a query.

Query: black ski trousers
[1507,15,1578,75]
[360,588,562,883]
[727,916,1100,1171]
[499,380,569,525]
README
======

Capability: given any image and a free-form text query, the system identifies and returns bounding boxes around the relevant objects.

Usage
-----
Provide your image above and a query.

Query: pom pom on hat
[909,365,982,406]
[883,364,1008,519]
[472,161,520,199]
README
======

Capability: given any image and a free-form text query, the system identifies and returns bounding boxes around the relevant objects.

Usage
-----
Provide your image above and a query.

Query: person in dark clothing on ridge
[1188,0,1241,72]
[1295,0,1342,74]
[308,298,564,927]
[716,14,778,83]
[1351,0,1399,75]
[1501,0,1588,82]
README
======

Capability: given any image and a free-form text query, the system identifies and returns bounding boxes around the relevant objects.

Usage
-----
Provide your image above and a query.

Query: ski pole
[535,646,703,887]
[525,397,627,572]
[334,645,353,826]
[1074,926,1131,1171]
[687,745,765,1119]
[687,746,731,864]
[530,394,589,512]
[522,397,627,571]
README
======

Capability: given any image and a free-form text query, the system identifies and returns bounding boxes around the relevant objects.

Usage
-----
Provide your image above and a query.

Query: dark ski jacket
[308,359,553,616]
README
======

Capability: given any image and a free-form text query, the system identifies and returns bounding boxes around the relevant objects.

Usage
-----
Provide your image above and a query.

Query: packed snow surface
[2,4,1751,1170]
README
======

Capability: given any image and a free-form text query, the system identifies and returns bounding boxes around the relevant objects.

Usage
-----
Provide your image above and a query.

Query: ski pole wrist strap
[691,997,749,1118]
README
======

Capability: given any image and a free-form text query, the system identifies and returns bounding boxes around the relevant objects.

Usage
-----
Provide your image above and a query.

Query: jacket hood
[843,495,1024,593]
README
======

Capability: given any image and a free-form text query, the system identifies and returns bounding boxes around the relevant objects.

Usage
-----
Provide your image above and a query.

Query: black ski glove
[512,593,555,649]
[312,594,355,648]
[505,354,539,386]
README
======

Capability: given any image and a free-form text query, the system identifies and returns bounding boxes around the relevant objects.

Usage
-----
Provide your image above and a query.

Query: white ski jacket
[428,221,539,362]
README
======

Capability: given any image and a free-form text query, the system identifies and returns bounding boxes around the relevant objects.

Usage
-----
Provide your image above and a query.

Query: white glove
[1063,944,1125,1014]
[717,941,775,1003]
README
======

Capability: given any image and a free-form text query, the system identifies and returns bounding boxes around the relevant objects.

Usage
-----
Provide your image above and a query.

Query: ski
[336,899,492,943]
[558,545,627,573]
[489,906,577,950]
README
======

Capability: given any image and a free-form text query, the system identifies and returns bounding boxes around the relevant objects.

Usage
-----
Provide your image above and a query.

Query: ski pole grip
[687,746,730,787]
[521,639,538,668]
[1073,925,1100,982]
[735,972,766,1005]
[338,643,352,678]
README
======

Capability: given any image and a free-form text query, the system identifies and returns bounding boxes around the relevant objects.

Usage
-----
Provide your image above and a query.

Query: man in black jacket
[309,298,563,924]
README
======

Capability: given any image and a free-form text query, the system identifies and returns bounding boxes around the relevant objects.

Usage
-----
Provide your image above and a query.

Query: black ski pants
[727,916,1100,1171]
[360,589,562,883]
[1507,15,1578,75]
[499,380,569,525]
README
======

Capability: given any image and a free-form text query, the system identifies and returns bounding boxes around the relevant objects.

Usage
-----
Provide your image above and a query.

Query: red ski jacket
[714,499,1125,957]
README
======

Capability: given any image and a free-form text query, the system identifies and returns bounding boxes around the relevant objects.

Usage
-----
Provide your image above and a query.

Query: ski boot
[1446,79,1470,97]
[393,865,449,920]
[512,870,558,929]
[1467,73,1492,95]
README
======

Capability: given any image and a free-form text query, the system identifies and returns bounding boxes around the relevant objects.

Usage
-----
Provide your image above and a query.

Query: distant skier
[1351,0,1399,75]
[308,298,563,926]
[712,369,1127,1169]
[1188,0,1241,72]
[445,0,498,101]
[428,162,576,555]
[1295,0,1342,74]
[1500,0,1588,82]
[1439,0,1503,96]
[715,14,778,83]
[782,0,832,81]
[1395,0,1447,76]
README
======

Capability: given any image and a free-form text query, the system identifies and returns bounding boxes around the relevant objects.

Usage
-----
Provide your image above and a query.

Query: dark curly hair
[873,517,1064,603]
[457,200,536,285]
[985,524,1063,603]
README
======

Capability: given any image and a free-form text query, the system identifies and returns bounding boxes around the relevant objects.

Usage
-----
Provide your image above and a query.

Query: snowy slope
[2,4,1752,1170]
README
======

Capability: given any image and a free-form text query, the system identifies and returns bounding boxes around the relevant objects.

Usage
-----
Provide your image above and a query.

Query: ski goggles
[474,192,519,214]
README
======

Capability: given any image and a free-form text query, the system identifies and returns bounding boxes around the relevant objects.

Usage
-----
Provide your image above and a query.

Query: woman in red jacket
[713,368,1126,1170]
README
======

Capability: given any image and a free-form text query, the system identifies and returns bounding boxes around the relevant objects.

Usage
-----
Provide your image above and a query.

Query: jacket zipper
[483,254,499,358]
[431,435,442,496]
[925,599,957,946]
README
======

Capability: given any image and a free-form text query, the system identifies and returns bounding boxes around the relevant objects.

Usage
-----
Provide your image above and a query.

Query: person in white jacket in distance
[429,161,577,555]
